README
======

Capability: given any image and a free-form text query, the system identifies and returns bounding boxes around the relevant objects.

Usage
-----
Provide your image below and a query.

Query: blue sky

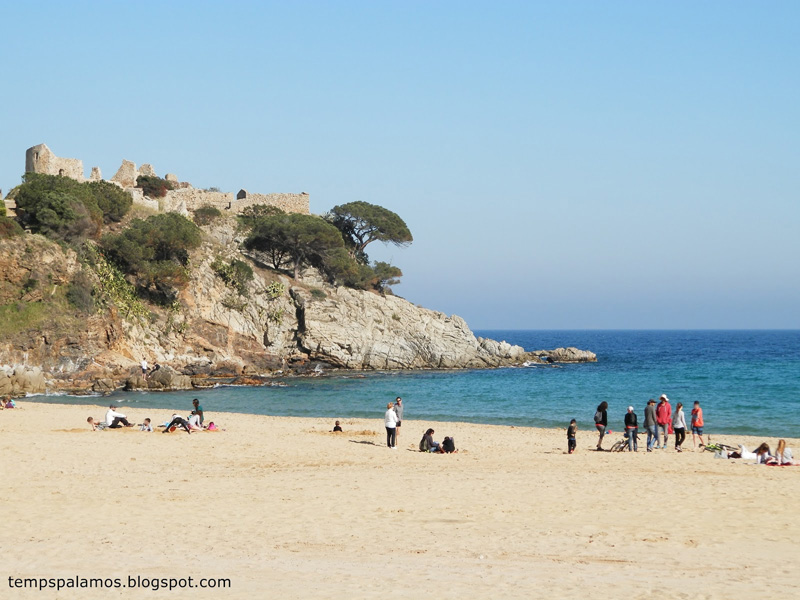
[1,1,798,329]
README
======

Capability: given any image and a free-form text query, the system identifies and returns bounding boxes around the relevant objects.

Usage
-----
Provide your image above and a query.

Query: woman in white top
[672,402,687,452]
[384,402,398,448]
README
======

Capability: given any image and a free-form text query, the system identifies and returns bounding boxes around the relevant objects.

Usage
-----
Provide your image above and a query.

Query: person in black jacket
[624,406,639,452]
[594,402,609,451]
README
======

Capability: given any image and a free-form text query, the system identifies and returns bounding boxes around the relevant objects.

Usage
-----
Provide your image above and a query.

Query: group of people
[1,396,17,409]
[718,441,794,465]
[381,397,457,453]
[587,394,706,452]
[88,399,216,434]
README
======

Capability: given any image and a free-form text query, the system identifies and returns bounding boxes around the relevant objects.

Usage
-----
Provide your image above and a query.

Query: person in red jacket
[655,394,672,450]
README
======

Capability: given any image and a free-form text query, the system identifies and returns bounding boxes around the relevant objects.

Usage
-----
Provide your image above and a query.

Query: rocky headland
[0,221,595,397]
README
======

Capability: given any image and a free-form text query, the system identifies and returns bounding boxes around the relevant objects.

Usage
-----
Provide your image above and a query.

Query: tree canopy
[244,213,349,280]
[325,201,412,263]
[13,173,132,241]
[101,213,202,303]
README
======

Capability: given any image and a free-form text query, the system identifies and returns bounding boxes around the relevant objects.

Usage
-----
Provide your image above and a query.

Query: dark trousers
[674,427,686,448]
[108,417,130,429]
[386,426,396,447]
[568,438,576,453]
[163,417,191,433]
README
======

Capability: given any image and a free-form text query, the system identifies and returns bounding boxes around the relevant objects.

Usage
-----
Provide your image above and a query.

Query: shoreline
[3,401,799,599]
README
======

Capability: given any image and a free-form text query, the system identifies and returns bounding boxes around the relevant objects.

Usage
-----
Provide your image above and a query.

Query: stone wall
[235,192,310,214]
[25,144,85,181]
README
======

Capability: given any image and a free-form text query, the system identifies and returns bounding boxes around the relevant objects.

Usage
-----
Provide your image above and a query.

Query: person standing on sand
[644,399,657,451]
[655,394,672,449]
[594,402,608,451]
[393,397,403,444]
[691,401,705,450]
[384,402,398,448]
[624,406,638,452]
[672,403,687,452]
[567,419,577,454]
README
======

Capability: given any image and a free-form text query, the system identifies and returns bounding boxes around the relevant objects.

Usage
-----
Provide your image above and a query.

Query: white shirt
[141,360,148,370]
[385,409,398,428]
[672,409,687,429]
[188,414,201,428]
[105,408,126,426]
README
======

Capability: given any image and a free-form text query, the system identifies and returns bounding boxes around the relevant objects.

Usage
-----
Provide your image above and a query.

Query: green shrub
[211,257,254,296]
[101,213,202,304]
[13,173,133,241]
[193,205,222,226]
[66,271,95,313]
[136,175,174,198]
[264,281,285,300]
[0,216,23,238]
[310,288,327,300]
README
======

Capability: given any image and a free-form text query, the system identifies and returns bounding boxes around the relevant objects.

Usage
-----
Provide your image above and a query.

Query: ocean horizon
[24,329,800,438]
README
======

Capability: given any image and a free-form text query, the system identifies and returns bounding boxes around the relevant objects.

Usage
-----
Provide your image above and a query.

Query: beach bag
[594,411,603,424]
[442,437,456,453]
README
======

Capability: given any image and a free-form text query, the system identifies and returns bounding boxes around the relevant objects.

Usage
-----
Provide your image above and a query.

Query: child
[87,416,97,431]
[567,419,577,454]
[139,418,153,432]
[5,398,16,408]
[332,420,342,432]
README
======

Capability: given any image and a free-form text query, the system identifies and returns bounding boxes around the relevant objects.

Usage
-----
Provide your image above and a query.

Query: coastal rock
[125,367,192,391]
[530,347,597,363]
[293,286,526,369]
[0,367,47,395]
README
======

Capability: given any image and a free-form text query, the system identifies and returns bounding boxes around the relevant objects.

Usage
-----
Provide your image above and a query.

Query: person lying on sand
[187,411,203,431]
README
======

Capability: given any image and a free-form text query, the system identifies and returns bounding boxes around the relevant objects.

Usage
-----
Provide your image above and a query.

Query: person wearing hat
[105,404,133,428]
[624,406,639,452]
[644,399,657,451]
[655,394,672,449]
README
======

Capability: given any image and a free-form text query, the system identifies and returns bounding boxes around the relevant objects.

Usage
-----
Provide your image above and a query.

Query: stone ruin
[23,143,310,217]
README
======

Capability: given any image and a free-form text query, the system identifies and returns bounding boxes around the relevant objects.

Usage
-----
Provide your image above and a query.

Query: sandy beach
[1,401,798,599]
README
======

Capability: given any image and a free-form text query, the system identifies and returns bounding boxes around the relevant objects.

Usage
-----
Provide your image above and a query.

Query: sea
[25,330,800,438]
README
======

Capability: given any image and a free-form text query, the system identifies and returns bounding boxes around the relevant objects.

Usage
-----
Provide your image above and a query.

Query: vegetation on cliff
[325,201,413,264]
[135,175,174,198]
[14,173,132,241]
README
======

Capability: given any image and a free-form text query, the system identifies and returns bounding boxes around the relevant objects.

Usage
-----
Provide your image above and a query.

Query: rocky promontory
[0,221,595,396]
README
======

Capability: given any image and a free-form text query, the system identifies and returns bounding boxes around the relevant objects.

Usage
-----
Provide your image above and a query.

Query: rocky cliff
[0,222,595,395]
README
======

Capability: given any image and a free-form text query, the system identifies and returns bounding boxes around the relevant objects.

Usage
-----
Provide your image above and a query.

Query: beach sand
[1,401,798,599]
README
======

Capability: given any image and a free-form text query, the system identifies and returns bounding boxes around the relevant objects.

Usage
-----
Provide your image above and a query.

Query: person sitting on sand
[187,411,203,431]
[139,418,153,432]
[333,420,342,432]
[105,405,133,428]
[420,428,443,453]
[162,414,192,434]
[4,397,16,408]
[191,398,204,426]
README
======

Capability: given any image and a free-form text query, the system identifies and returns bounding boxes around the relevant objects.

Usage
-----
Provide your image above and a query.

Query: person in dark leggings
[672,402,687,452]
[594,402,608,450]
[162,414,192,434]
[384,402,398,448]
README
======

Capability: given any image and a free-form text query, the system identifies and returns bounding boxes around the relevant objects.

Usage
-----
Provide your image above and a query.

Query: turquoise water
[27,330,800,437]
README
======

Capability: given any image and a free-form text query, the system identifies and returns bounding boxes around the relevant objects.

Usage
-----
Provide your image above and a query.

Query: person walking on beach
[672,402,687,452]
[567,419,577,454]
[393,397,403,444]
[624,406,638,452]
[644,399,657,451]
[655,394,672,449]
[594,402,608,451]
[384,402,399,448]
[691,401,705,450]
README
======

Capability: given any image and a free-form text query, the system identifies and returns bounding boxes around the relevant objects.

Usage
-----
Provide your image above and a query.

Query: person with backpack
[655,394,672,449]
[594,402,608,451]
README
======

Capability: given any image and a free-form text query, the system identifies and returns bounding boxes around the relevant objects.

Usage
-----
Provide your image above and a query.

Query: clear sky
[1,1,798,329]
